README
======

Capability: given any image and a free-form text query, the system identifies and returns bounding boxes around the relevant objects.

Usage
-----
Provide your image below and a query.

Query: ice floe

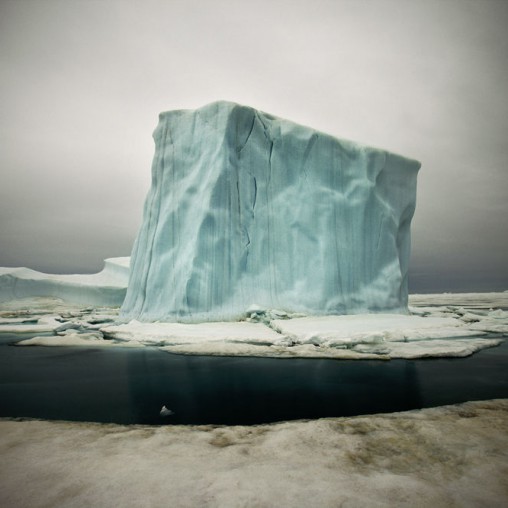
[101,320,284,345]
[0,315,64,336]
[0,293,506,359]
[15,331,144,348]
[409,291,508,309]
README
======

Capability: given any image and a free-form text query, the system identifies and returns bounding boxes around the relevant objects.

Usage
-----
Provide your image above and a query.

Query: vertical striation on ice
[121,101,421,322]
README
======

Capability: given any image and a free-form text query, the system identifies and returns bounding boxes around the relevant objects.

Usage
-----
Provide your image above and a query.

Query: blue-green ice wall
[122,101,421,322]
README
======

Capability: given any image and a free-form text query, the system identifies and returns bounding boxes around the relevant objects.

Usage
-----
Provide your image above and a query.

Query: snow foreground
[0,292,506,359]
[1,399,507,508]
[122,101,420,322]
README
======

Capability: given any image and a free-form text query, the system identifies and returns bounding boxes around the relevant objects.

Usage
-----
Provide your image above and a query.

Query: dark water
[0,335,507,425]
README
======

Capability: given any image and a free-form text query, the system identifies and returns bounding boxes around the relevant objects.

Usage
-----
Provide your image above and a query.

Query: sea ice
[409,291,508,309]
[121,101,421,322]
[270,314,484,346]
[0,315,63,336]
[1,292,505,359]
[1,400,507,507]
[385,338,503,359]
[15,332,144,348]
[101,320,285,345]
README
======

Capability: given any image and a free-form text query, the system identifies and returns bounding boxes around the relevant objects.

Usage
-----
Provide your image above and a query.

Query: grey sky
[1,0,507,292]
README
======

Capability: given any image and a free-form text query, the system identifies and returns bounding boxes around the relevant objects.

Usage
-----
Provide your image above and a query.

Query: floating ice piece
[467,321,508,335]
[386,338,503,359]
[17,332,104,347]
[0,297,84,316]
[2,293,506,359]
[409,292,508,309]
[15,332,142,348]
[0,258,129,306]
[270,314,483,347]
[122,101,420,322]
[0,317,39,325]
[408,306,460,318]
[160,406,175,417]
[0,315,64,336]
[101,320,285,346]
[158,342,388,359]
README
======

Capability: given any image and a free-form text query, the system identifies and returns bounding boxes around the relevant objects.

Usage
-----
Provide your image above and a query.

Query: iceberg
[122,101,421,322]
[0,257,129,306]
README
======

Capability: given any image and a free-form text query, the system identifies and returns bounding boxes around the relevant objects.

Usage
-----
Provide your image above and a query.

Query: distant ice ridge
[122,101,421,322]
[0,257,129,306]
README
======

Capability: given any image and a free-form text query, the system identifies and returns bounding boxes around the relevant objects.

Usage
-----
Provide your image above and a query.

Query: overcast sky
[1,0,507,292]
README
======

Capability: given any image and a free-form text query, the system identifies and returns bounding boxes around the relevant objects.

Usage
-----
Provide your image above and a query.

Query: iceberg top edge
[157,100,421,170]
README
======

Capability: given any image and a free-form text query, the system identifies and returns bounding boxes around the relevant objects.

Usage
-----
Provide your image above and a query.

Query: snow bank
[1,399,507,507]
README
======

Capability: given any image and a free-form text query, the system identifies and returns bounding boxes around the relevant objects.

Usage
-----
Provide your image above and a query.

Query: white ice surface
[271,314,483,345]
[101,312,501,358]
[16,332,142,348]
[0,315,63,336]
[409,291,508,308]
[385,338,503,359]
[1,292,506,359]
[1,399,507,508]
[101,320,284,345]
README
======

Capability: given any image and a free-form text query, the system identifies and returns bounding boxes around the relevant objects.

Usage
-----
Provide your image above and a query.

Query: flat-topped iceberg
[0,257,129,306]
[122,101,421,322]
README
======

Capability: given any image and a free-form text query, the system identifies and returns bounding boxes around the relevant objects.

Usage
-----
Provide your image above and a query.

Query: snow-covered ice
[101,320,284,345]
[1,298,506,505]
[270,313,501,359]
[1,399,507,507]
[271,314,484,344]
[0,297,124,344]
[15,332,142,348]
[1,292,505,359]
[122,101,421,322]
[0,315,63,336]
[409,291,508,308]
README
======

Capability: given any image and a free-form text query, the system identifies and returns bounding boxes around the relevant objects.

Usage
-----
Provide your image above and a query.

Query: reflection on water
[0,336,507,425]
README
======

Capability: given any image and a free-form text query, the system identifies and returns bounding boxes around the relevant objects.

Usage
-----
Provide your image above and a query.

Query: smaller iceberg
[0,257,129,306]
[160,406,175,417]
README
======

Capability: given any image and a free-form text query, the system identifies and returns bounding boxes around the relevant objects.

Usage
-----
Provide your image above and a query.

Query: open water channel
[1,334,507,425]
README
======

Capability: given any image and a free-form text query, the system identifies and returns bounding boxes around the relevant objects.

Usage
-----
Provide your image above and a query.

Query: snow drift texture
[122,101,421,322]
